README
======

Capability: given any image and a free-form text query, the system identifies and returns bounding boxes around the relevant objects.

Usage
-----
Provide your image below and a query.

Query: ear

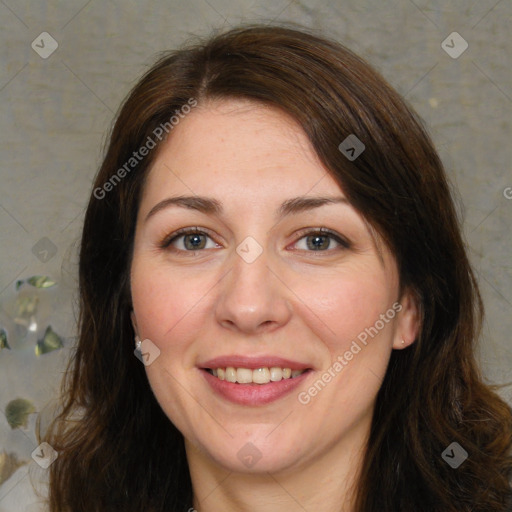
[393,288,421,350]
[130,311,139,339]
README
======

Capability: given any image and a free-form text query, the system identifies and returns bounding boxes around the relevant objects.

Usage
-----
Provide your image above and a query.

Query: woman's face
[130,99,417,474]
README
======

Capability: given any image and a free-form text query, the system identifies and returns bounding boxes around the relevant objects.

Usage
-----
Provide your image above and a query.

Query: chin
[189,429,306,474]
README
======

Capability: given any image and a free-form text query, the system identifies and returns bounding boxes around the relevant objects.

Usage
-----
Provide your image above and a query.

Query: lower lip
[201,369,311,406]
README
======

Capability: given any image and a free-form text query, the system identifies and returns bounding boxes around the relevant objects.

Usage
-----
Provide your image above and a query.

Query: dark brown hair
[41,24,512,511]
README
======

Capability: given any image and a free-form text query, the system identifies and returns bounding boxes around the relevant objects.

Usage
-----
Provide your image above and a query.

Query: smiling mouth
[204,366,310,384]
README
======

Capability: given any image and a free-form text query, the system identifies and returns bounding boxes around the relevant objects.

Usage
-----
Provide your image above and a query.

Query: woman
[42,24,512,511]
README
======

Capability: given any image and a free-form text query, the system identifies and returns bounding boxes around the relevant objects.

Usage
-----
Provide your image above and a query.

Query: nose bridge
[215,245,291,333]
[232,247,273,294]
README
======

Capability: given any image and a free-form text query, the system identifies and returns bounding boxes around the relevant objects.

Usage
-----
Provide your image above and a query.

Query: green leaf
[27,276,57,288]
[16,295,39,317]
[35,326,63,356]
[5,398,36,429]
[0,329,9,351]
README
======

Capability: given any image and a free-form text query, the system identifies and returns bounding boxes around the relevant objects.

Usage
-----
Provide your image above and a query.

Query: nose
[214,249,292,335]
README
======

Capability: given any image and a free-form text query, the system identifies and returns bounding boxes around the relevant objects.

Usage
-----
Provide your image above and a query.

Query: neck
[185,416,370,512]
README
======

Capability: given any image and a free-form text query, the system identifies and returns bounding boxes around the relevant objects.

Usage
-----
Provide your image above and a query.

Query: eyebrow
[278,196,349,216]
[145,196,222,221]
[144,195,349,222]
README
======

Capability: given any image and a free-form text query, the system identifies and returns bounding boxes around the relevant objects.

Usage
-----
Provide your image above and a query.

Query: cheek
[292,268,397,419]
[130,261,211,430]
[130,261,210,351]
[290,263,396,354]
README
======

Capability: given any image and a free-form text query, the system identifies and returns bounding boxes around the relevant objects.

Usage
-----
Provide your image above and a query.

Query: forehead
[140,98,344,211]
[135,98,396,273]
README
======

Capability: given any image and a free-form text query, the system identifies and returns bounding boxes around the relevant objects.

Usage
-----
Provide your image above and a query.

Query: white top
[0,464,48,512]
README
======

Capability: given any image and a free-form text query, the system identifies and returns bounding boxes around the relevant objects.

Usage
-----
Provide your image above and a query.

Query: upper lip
[199,355,312,371]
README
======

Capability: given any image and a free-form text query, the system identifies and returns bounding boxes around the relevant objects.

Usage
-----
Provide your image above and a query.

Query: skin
[130,99,419,512]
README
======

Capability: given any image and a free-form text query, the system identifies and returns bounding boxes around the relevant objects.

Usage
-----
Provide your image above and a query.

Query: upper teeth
[211,367,305,384]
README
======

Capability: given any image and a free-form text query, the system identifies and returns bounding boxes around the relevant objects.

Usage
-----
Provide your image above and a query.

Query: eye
[292,228,350,252]
[161,228,220,252]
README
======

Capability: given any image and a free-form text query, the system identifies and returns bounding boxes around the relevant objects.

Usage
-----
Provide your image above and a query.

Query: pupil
[307,235,329,250]
[185,234,205,250]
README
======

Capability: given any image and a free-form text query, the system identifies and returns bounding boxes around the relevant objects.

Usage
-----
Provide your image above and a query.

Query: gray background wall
[0,0,511,509]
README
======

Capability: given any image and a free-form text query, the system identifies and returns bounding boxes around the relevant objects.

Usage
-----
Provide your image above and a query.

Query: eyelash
[159,227,218,251]
[159,227,351,253]
[292,227,351,252]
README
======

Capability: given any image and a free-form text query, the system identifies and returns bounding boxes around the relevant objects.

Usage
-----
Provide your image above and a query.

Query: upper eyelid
[160,227,217,248]
[290,228,351,249]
